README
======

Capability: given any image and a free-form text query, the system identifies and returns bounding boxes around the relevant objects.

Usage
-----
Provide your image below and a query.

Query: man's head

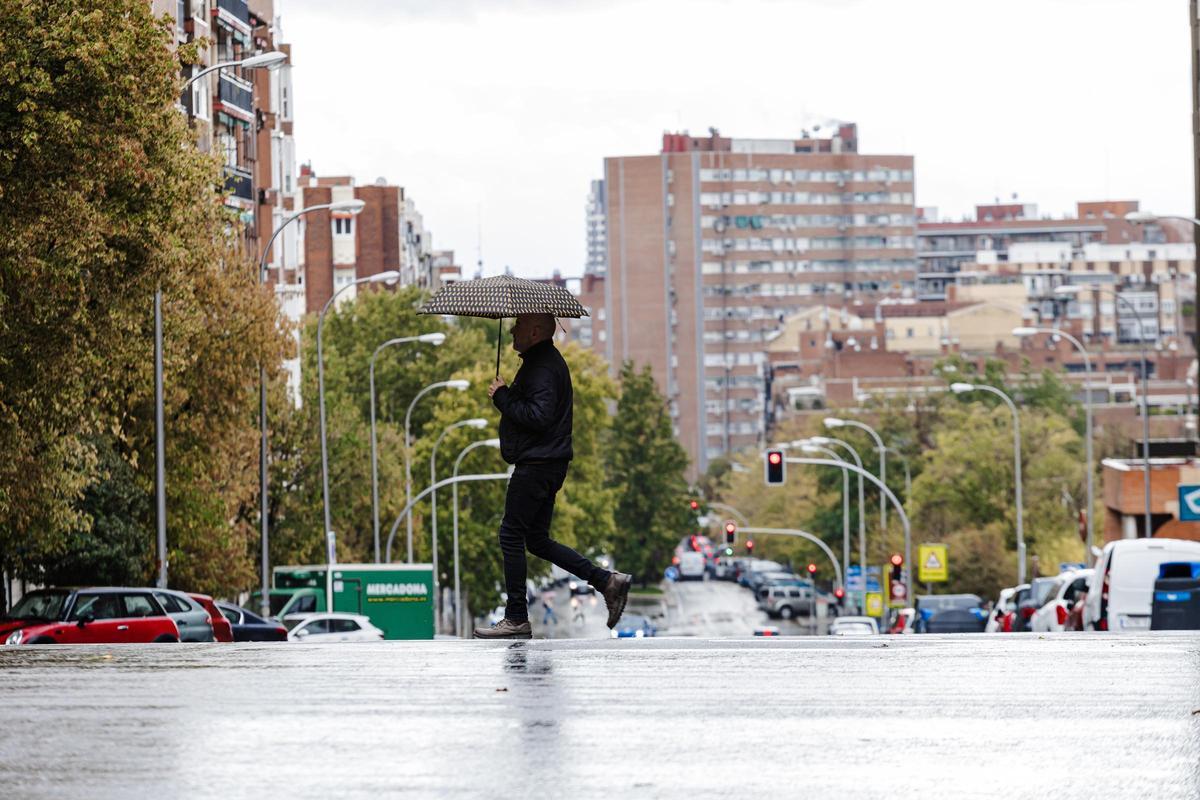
[510,313,556,353]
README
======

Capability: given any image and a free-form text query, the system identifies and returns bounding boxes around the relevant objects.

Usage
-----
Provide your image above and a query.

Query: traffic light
[689,499,700,511]
[764,449,786,485]
[888,553,906,604]
[745,539,754,554]
[834,587,845,607]
[806,563,817,576]
[724,520,737,545]
[724,547,733,556]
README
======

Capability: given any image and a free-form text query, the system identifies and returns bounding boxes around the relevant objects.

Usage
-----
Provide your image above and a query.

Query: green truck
[261,564,435,640]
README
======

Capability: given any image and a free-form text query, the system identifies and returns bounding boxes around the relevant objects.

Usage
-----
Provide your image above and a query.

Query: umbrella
[418,274,588,375]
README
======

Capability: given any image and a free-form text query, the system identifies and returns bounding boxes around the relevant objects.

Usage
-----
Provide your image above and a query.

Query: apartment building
[293,169,403,315]
[584,125,916,472]
[916,200,1190,300]
[156,0,297,259]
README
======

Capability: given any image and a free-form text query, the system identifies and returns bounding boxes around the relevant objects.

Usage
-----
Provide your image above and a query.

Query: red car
[188,593,233,643]
[2,588,180,645]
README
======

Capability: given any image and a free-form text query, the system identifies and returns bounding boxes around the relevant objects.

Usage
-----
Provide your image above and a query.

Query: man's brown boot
[473,618,532,639]
[600,572,632,629]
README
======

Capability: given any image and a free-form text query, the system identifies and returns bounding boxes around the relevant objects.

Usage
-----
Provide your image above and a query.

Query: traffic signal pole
[783,457,913,608]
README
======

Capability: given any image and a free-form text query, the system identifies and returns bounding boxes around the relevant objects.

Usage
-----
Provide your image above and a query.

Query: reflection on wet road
[1,635,1199,798]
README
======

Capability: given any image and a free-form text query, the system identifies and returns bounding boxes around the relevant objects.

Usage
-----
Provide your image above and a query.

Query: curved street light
[825,417,888,535]
[802,436,867,608]
[1055,284,1153,538]
[1014,326,1095,564]
[429,418,488,630]
[317,269,401,592]
[452,438,502,636]
[368,333,446,563]
[404,380,470,563]
[951,381,1025,584]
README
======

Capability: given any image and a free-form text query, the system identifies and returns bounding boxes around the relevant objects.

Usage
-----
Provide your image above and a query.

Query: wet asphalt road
[2,634,1199,799]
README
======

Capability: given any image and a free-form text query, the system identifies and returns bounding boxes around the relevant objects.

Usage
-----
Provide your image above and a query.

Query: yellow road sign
[865,592,883,616]
[918,544,948,582]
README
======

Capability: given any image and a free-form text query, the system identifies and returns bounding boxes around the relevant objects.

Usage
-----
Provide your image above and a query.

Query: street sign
[847,566,881,593]
[1179,484,1200,521]
[865,593,883,616]
[664,566,679,582]
[918,544,948,583]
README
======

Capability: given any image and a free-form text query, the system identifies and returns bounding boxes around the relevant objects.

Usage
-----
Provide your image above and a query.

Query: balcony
[211,0,250,40]
[214,72,253,123]
[223,165,253,208]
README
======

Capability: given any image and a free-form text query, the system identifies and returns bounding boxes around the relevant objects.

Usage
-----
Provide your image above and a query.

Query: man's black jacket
[491,339,573,465]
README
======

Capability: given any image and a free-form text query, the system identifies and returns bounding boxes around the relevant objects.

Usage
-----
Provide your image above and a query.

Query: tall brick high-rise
[582,125,916,474]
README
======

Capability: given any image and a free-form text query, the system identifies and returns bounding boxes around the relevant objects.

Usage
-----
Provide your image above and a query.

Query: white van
[1082,538,1200,632]
[677,551,706,580]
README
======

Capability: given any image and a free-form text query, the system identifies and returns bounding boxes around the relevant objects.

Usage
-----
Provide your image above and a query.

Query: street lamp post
[429,418,488,631]
[802,436,867,612]
[1014,326,1095,564]
[799,443,851,603]
[452,438,502,636]
[157,51,289,591]
[255,198,366,616]
[404,380,470,563]
[1055,284,1153,538]
[951,382,1025,584]
[318,270,401,610]
[825,417,888,536]
[369,333,447,563]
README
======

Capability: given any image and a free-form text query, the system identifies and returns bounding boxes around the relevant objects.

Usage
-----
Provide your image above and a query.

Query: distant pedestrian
[571,595,585,626]
[541,590,558,626]
[474,314,632,639]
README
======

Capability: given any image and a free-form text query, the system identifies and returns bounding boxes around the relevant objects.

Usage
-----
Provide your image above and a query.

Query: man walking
[473,313,631,639]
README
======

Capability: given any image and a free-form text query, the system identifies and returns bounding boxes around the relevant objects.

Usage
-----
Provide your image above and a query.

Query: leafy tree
[0,0,285,593]
[606,362,691,585]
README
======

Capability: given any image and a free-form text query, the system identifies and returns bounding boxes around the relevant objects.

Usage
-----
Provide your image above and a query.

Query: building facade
[583,126,916,473]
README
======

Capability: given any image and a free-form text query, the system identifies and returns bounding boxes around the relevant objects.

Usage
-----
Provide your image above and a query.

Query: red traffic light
[890,553,904,567]
[689,500,699,510]
[724,522,736,535]
[745,539,754,552]
[806,563,817,574]
[768,451,782,465]
[834,587,845,599]
[765,449,786,485]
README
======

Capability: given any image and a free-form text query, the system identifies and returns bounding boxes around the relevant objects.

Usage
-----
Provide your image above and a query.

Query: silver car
[152,589,214,642]
[758,584,814,620]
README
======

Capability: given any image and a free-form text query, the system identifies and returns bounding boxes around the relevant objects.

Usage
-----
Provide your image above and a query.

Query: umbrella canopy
[418,274,588,319]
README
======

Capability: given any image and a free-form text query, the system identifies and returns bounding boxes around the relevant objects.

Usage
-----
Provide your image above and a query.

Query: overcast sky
[281,0,1192,280]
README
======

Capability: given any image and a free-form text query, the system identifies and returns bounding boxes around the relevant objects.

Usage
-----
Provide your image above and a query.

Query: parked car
[216,601,289,642]
[610,614,657,638]
[985,586,1020,633]
[1030,569,1093,633]
[752,572,806,599]
[711,555,739,581]
[759,584,815,620]
[285,613,385,642]
[913,594,987,633]
[748,567,796,595]
[1012,578,1058,633]
[2,588,179,645]
[829,616,879,636]
[1082,538,1200,632]
[739,560,785,587]
[152,588,214,642]
[887,607,916,634]
[188,593,233,643]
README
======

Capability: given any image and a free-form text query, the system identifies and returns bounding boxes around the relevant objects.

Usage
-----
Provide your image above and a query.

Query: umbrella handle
[495,318,502,377]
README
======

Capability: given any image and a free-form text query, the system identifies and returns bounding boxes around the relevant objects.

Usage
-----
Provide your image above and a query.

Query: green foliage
[606,362,691,585]
[0,0,285,594]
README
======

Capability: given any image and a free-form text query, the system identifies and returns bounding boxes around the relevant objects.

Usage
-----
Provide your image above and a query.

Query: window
[299,619,332,635]
[334,217,354,236]
[69,593,122,621]
[331,618,361,633]
[122,594,159,618]
[220,607,241,623]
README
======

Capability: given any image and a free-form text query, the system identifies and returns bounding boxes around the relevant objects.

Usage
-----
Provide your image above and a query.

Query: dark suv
[914,594,987,633]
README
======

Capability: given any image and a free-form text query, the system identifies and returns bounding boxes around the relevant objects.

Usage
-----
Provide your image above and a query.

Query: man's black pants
[499,461,611,623]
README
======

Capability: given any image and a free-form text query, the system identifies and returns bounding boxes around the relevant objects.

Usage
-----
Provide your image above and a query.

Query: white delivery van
[1082,538,1200,632]
[677,551,706,580]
